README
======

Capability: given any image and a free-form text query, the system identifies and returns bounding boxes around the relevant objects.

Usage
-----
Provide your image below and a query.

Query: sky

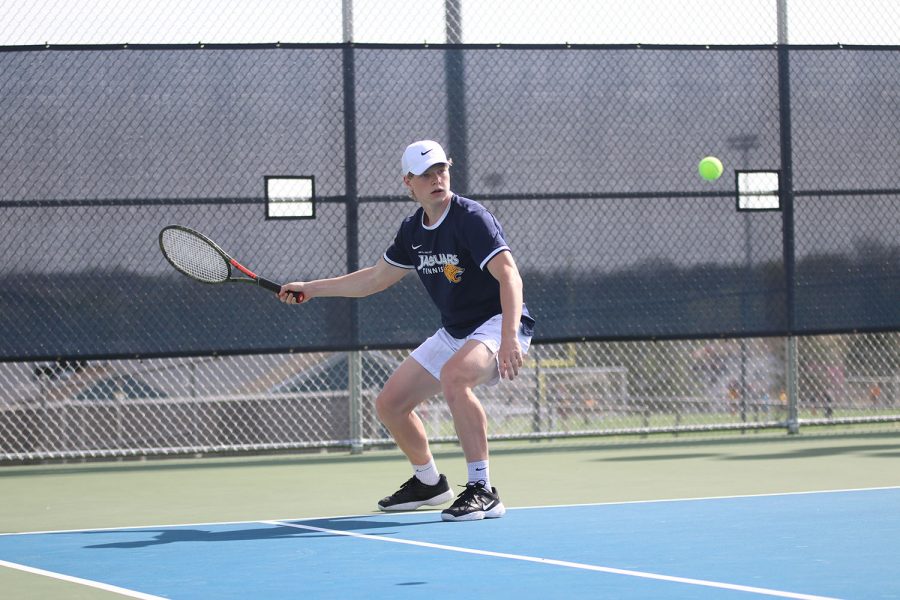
[2,0,899,46]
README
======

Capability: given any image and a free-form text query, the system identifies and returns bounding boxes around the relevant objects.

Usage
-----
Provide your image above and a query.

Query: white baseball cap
[401,140,449,176]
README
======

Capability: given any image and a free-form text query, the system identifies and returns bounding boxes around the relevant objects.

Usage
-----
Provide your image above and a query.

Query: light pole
[727,134,759,429]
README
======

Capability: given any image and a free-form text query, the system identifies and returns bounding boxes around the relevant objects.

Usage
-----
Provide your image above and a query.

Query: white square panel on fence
[265,176,316,219]
[736,171,780,211]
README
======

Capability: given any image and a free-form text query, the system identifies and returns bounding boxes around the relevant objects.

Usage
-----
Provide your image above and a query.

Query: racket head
[159,225,231,284]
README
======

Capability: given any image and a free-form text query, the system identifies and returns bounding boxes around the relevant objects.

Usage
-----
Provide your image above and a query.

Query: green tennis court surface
[3,434,900,598]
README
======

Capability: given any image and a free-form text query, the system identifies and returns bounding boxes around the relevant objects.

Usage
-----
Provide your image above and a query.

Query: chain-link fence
[2,333,898,461]
[1,1,898,461]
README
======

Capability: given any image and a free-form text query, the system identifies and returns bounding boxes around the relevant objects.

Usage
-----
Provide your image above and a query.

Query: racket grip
[258,277,304,302]
[257,277,282,293]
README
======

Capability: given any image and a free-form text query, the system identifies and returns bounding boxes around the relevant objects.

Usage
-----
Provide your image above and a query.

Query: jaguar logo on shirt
[443,263,465,283]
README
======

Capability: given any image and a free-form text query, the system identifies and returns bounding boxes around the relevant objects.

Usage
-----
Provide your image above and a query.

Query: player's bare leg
[439,339,506,521]
[375,357,442,465]
[439,340,496,462]
[375,357,453,511]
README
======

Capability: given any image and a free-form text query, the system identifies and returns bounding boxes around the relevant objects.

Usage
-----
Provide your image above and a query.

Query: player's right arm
[278,258,408,304]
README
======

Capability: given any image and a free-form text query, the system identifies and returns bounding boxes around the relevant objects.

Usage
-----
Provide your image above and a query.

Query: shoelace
[453,482,485,505]
[388,476,421,497]
[391,476,416,494]
[380,478,415,507]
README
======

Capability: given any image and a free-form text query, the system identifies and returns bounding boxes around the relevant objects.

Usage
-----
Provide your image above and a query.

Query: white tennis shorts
[410,314,532,387]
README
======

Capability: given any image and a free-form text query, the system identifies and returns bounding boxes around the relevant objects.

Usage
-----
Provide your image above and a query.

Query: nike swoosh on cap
[421,149,433,155]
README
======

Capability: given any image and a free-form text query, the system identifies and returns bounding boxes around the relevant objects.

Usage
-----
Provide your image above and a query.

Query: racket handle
[258,277,304,302]
[256,277,282,293]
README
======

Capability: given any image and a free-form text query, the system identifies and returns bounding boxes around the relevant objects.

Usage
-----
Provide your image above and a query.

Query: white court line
[0,517,279,537]
[0,559,165,600]
[2,484,897,537]
[265,519,839,600]
[512,484,900,512]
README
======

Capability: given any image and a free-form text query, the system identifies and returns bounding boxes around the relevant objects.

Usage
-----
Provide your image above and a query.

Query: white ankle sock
[467,459,490,490]
[413,458,440,486]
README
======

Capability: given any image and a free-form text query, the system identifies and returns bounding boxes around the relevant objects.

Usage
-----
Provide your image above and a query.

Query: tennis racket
[158,225,303,301]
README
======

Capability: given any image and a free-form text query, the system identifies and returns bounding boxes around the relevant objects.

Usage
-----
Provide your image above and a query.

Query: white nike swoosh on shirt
[412,244,423,249]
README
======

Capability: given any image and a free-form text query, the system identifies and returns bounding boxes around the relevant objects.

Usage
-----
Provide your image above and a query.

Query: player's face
[405,163,451,204]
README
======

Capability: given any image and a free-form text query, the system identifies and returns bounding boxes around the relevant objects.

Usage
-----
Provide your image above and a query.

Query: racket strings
[161,228,229,283]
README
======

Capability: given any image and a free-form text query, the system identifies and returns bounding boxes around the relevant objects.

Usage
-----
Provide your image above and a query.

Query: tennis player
[278,140,534,521]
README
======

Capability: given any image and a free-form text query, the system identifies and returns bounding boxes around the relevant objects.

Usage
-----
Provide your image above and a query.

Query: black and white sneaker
[441,481,506,522]
[377,474,453,511]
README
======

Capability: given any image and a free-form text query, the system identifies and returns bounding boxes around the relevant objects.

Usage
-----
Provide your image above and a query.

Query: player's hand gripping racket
[158,225,303,302]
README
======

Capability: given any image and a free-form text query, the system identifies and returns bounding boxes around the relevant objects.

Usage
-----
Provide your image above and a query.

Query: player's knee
[439,362,477,396]
[374,391,403,422]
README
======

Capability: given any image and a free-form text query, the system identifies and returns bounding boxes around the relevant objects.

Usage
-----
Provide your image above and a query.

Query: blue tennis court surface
[2,487,898,599]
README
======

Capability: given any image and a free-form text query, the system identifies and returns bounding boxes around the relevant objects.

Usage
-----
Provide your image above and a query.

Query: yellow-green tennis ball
[698,156,724,181]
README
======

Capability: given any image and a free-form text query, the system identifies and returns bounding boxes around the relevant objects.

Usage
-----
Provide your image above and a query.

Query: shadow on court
[594,452,723,462]
[77,515,441,550]
[589,442,900,462]
[721,442,900,460]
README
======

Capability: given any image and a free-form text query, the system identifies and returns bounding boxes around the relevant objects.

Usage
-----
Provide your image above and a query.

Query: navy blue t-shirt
[384,194,535,339]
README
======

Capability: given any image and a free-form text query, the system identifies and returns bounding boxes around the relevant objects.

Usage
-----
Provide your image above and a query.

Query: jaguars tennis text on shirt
[417,252,460,273]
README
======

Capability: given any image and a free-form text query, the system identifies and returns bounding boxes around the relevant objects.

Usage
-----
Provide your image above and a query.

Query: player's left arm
[486,250,525,380]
